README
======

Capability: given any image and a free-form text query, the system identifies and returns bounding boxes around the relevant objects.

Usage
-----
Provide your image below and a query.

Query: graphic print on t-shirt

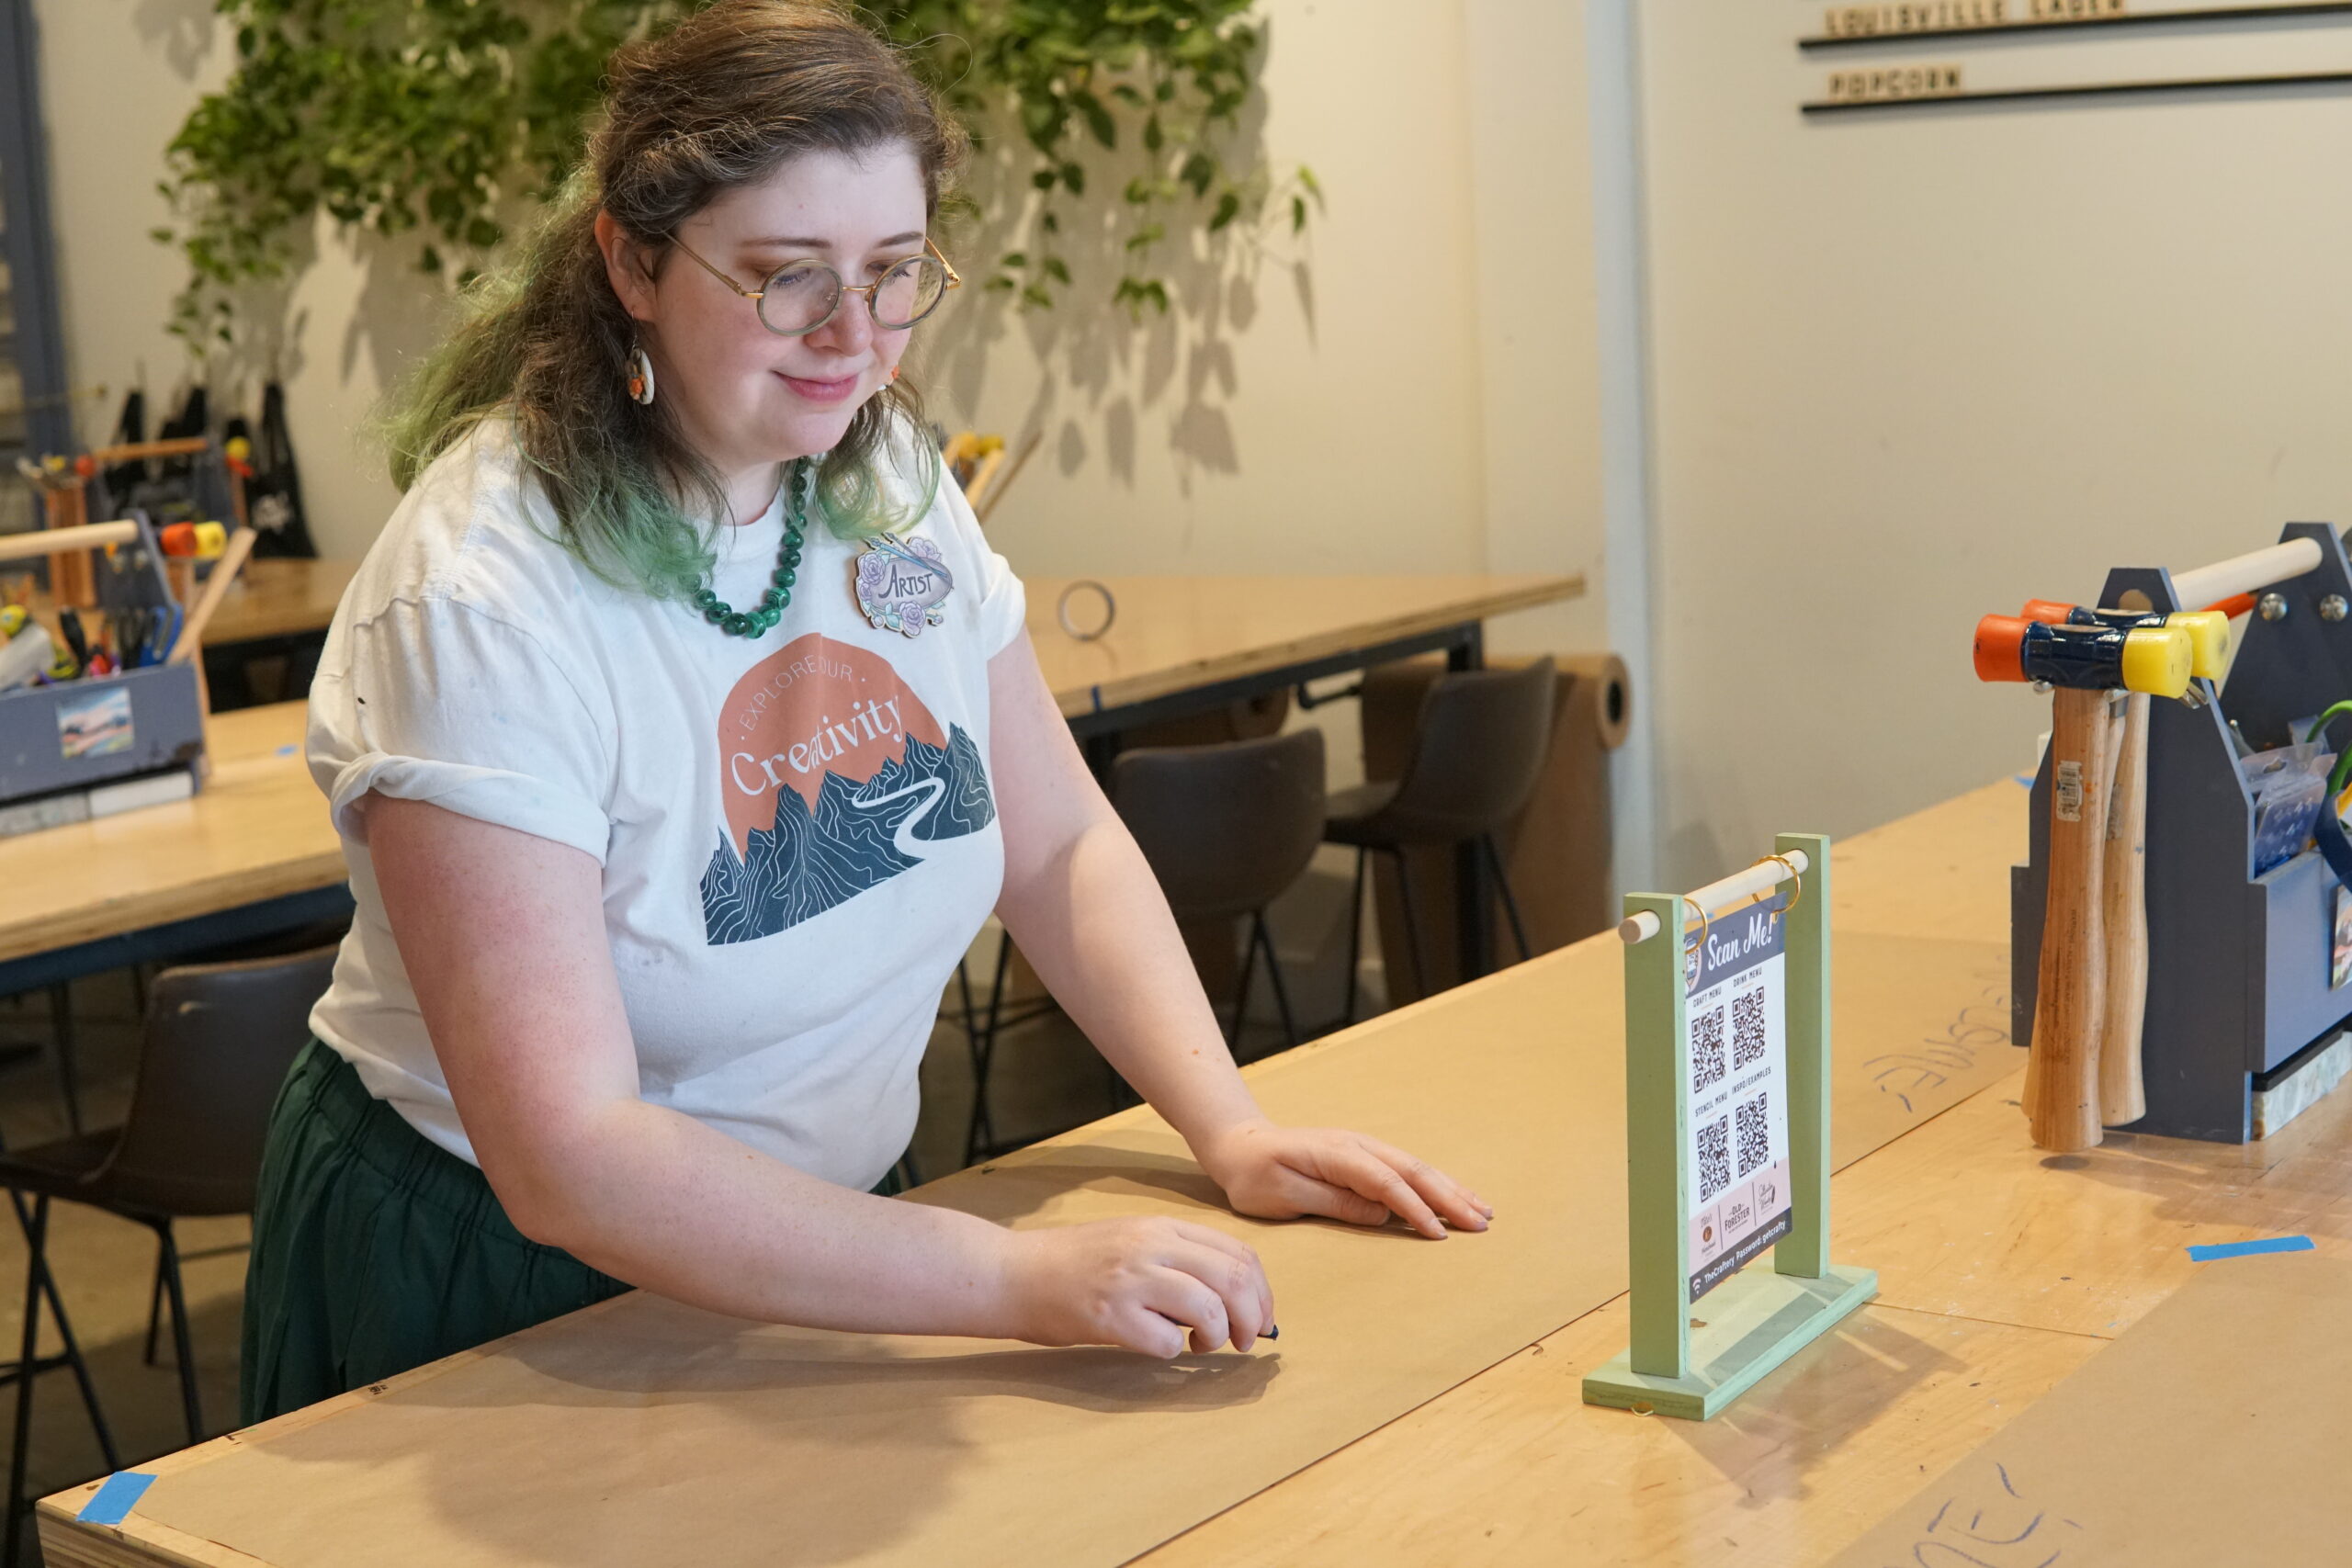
[700,632,992,943]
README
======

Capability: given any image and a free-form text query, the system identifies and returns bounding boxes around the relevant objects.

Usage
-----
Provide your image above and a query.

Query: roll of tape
[1057,579,1116,641]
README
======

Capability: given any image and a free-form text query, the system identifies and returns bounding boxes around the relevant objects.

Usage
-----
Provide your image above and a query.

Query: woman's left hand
[1196,1118,1493,1240]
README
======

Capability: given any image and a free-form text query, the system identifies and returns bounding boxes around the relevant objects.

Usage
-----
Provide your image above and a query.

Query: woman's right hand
[999,1217,1275,1357]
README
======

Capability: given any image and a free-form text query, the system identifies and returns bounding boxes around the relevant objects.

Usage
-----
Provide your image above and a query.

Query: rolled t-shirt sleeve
[310,596,614,863]
[940,475,1027,655]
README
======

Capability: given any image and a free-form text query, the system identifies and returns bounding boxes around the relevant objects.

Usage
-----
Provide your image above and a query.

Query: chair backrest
[100,946,339,1216]
[1112,728,1328,921]
[1382,658,1560,842]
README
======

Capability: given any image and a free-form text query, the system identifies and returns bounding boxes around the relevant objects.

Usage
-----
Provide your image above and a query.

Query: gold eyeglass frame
[668,233,963,336]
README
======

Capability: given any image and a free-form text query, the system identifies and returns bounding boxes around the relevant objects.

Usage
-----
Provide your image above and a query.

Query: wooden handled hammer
[2019,604,2231,1129]
[1975,615,2193,1151]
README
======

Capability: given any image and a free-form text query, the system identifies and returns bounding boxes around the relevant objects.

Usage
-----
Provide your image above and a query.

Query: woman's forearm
[497,1095,1017,1336]
[996,814,1269,1157]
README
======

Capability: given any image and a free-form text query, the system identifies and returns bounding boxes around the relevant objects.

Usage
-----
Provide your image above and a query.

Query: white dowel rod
[2170,537,2323,610]
[1618,848,1810,943]
[0,520,138,563]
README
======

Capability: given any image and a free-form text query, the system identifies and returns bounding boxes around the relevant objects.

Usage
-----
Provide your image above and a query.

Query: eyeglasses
[668,233,961,336]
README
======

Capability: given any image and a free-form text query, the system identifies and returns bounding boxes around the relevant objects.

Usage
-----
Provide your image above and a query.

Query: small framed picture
[57,684,132,761]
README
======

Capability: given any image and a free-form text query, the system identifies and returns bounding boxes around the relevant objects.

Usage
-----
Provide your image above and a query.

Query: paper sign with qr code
[1685,892,1792,1302]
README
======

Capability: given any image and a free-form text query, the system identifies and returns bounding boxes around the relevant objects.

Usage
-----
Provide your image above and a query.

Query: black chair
[1324,658,1557,1021]
[1111,728,1328,1059]
[0,945,334,1558]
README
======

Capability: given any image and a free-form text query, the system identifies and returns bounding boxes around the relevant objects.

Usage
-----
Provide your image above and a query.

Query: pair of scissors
[115,604,179,669]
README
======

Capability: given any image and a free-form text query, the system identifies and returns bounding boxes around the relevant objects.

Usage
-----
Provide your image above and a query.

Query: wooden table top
[202,558,356,647]
[1024,574,1583,720]
[37,776,2120,1568]
[6,576,1582,964]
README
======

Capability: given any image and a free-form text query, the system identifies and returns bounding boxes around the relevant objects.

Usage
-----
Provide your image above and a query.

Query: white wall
[1635,5,2352,886]
[40,0,1613,604]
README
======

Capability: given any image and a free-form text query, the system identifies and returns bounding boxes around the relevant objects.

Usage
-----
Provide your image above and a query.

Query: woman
[243,0,1490,1425]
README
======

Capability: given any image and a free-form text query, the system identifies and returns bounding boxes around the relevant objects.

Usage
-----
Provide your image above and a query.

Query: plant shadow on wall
[148,0,1320,491]
[130,0,471,421]
[895,6,1322,501]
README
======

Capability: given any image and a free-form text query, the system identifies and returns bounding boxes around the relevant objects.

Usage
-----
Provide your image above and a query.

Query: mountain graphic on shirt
[699,633,993,945]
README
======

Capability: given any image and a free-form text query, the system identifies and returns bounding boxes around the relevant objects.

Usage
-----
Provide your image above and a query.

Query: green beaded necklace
[685,462,808,637]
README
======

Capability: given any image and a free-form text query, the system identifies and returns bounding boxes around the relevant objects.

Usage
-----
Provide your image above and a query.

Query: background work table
[2,573,1577,992]
[48,776,2312,1568]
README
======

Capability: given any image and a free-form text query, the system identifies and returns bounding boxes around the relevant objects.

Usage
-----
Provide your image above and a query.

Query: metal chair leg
[963,935,1013,1167]
[5,1198,45,1568]
[1483,833,1533,962]
[143,1241,167,1366]
[3,1191,117,1473]
[1226,915,1261,1053]
[1340,849,1369,1026]
[44,984,79,1136]
[157,1221,204,1445]
[1254,911,1303,1051]
[1389,848,1430,1003]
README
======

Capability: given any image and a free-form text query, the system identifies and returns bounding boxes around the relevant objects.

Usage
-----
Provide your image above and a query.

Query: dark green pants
[240,1040,631,1425]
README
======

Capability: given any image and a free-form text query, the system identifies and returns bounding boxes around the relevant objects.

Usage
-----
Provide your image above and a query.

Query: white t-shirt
[306,421,1023,1190]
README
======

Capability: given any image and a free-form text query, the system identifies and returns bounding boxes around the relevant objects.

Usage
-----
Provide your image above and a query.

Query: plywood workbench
[0,776,2096,1564]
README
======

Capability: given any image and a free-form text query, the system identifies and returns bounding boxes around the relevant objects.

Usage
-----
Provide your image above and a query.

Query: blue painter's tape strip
[1090,684,1103,713]
[2187,1235,2314,1262]
[76,1472,156,1526]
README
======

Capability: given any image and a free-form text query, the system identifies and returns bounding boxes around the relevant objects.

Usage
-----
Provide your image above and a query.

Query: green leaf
[1125,221,1165,252]
[1001,252,1028,268]
[1021,284,1054,310]
[1033,168,1059,191]
[1180,151,1215,197]
[1143,113,1163,153]
[1291,195,1307,233]
[1041,256,1071,284]
[1059,163,1086,197]
[1209,192,1239,231]
[1070,90,1116,150]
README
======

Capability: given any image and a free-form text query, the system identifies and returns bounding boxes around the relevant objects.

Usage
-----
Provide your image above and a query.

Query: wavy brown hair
[384,0,968,599]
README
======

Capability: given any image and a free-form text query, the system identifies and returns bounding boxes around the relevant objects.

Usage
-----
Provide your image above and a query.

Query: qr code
[1733,987,1769,1068]
[1693,1006,1727,1091]
[1698,1114,1731,1201]
[1736,1092,1771,1177]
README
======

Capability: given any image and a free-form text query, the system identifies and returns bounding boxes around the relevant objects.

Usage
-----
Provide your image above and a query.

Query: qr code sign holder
[1582,832,1877,1421]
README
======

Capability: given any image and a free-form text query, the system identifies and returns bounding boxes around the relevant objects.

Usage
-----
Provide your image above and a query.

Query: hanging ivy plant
[154,0,1319,347]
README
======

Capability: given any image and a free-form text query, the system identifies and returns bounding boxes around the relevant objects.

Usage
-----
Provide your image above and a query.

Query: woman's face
[609,143,930,485]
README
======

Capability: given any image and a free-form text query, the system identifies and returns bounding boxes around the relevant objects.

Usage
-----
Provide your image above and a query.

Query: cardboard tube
[1559,652,1632,751]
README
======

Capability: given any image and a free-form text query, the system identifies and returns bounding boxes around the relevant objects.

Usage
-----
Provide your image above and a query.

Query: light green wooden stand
[1582,832,1876,1421]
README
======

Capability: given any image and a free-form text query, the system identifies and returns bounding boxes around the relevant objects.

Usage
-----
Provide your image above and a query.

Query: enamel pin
[854,535,954,637]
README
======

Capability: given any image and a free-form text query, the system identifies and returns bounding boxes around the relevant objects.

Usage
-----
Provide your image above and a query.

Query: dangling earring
[628,342,657,406]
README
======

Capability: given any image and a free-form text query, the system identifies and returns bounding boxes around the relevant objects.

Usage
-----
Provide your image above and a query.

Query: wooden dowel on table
[2030,685,2117,1152]
[1618,848,1812,943]
[2169,537,2323,611]
[168,526,258,666]
[0,519,140,562]
[85,436,210,466]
